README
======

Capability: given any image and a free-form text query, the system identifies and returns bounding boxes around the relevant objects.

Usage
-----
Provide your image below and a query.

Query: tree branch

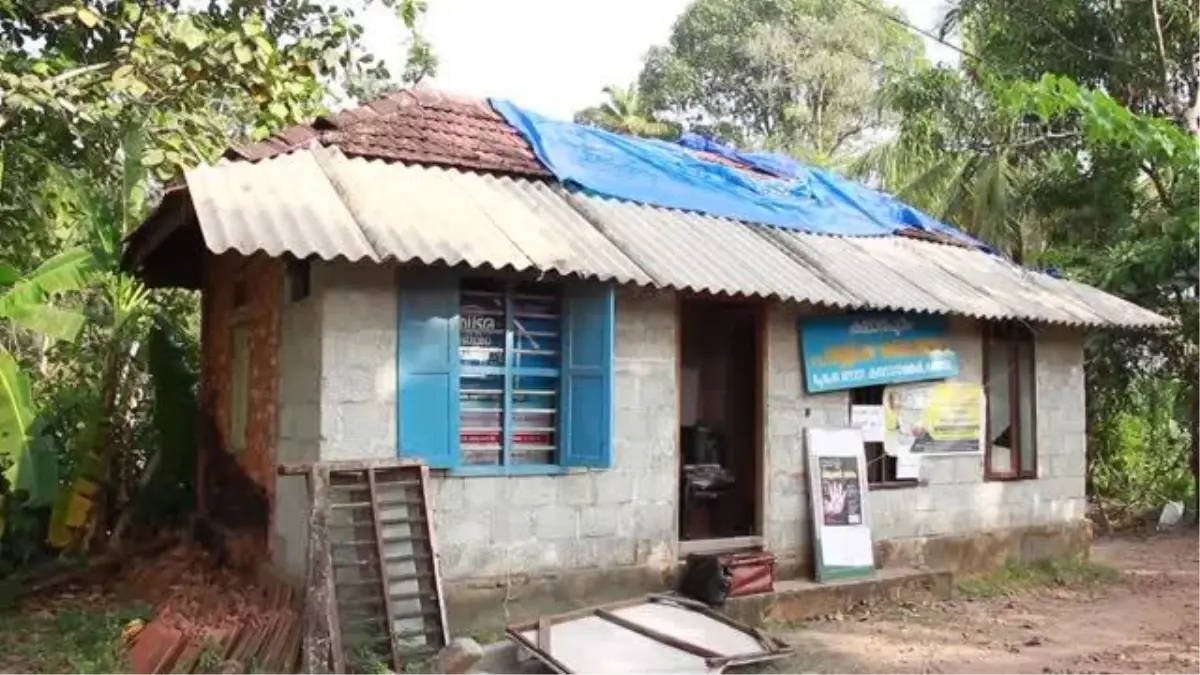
[1149,0,1181,126]
[1140,161,1172,207]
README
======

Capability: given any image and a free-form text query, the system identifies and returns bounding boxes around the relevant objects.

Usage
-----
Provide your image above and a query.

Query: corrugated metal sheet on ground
[184,147,653,286]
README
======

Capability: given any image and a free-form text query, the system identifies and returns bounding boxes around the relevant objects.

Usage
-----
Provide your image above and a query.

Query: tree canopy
[632,0,924,160]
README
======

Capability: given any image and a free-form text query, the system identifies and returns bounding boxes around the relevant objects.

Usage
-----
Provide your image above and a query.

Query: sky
[359,0,961,120]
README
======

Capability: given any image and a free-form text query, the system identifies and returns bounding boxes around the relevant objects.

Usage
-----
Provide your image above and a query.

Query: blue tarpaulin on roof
[491,99,988,249]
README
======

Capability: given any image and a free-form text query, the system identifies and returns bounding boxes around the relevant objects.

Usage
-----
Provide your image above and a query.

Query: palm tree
[575,85,679,140]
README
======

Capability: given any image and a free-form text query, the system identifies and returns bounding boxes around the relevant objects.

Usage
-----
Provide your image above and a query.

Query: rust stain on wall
[200,251,283,542]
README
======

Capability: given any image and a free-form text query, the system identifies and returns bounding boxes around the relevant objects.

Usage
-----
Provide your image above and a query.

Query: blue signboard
[799,313,959,393]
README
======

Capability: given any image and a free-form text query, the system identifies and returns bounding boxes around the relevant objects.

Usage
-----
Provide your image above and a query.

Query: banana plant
[0,249,95,534]
[44,126,158,553]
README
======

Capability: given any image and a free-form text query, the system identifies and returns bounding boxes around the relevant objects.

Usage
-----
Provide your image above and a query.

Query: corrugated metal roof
[187,150,378,262]
[181,148,1168,329]
[569,193,1169,329]
[566,192,850,306]
[183,147,653,285]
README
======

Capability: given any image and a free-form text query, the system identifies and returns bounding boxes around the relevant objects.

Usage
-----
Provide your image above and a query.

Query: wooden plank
[536,616,551,651]
[302,465,344,674]
[367,467,403,672]
[278,459,425,475]
[384,571,435,583]
[417,464,450,649]
[676,535,764,557]
[594,608,722,659]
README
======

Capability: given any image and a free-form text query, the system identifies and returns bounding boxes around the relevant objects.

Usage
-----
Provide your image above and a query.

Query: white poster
[850,405,885,443]
[806,428,875,578]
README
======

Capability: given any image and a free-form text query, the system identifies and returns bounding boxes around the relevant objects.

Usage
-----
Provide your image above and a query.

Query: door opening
[677,298,763,545]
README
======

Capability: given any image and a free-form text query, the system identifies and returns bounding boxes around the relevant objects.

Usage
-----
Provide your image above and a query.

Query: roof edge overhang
[119,153,1172,332]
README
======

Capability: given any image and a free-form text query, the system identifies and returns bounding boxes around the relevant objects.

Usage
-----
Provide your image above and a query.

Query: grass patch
[955,555,1121,599]
[0,599,150,673]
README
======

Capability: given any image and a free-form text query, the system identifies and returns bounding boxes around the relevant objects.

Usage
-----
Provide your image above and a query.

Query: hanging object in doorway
[806,428,875,582]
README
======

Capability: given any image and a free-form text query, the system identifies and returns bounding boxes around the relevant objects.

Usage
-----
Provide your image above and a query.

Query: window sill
[868,480,922,491]
[678,536,763,557]
[984,473,1038,482]
[442,464,585,478]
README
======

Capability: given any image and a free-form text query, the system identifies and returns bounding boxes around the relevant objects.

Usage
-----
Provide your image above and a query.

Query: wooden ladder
[282,460,449,674]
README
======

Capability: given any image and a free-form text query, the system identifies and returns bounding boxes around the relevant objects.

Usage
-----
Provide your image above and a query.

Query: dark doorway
[677,298,763,543]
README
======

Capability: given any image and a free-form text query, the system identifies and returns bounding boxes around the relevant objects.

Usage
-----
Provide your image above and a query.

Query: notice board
[799,313,959,393]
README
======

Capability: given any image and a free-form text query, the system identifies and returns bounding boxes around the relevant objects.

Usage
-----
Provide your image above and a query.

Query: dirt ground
[772,531,1199,674]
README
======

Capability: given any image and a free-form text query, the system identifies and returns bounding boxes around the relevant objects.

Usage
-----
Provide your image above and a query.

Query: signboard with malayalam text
[799,313,959,393]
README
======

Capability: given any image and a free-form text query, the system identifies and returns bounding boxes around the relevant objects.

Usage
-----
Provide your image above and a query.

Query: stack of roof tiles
[227,89,550,178]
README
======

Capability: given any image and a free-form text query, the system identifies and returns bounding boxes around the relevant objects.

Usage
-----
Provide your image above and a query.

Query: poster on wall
[806,428,875,582]
[819,457,863,526]
[883,381,985,456]
[799,313,959,393]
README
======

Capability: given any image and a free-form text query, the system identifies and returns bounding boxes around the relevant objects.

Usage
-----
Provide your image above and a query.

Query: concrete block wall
[763,304,849,567]
[304,261,679,582]
[273,280,322,580]
[765,307,1089,551]
[279,258,1088,584]
[313,262,399,462]
[868,322,1087,540]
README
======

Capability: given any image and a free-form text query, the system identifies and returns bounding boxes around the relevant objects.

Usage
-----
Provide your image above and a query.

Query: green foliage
[574,85,680,140]
[635,0,925,156]
[0,0,435,571]
[1090,377,1195,512]
[131,319,199,529]
[0,599,150,673]
[955,555,1121,600]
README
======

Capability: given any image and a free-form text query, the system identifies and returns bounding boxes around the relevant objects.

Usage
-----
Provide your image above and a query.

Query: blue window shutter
[398,271,460,469]
[559,283,614,469]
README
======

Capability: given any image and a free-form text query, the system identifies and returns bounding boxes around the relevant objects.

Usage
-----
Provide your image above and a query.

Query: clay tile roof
[225,88,551,178]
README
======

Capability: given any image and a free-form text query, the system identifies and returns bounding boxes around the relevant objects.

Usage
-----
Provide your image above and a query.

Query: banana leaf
[0,350,34,463]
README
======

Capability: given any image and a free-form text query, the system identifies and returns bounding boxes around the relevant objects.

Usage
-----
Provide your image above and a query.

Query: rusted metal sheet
[507,594,793,674]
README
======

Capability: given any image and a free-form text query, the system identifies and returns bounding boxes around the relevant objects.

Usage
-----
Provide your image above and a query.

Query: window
[851,386,917,488]
[459,279,561,466]
[398,272,614,474]
[984,323,1037,479]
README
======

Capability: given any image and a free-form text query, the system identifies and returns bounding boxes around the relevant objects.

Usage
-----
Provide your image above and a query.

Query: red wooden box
[720,551,776,597]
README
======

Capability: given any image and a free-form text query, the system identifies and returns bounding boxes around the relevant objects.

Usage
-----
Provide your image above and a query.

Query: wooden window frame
[850,385,919,490]
[983,323,1038,481]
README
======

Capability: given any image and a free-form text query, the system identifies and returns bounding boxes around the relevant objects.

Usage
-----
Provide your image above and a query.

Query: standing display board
[806,428,875,582]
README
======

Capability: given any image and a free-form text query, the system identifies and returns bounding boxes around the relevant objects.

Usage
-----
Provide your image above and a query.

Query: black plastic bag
[678,553,732,607]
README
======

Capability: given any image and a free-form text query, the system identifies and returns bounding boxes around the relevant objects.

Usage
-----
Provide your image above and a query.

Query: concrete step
[723,566,953,626]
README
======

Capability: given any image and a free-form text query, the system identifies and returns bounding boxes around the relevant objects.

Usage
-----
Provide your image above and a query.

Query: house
[122,89,1168,630]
